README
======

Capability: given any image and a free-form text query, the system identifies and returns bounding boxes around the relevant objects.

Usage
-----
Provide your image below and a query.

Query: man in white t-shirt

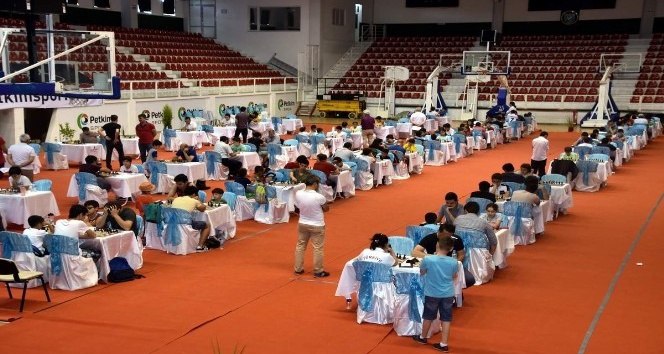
[214,136,242,178]
[7,134,37,181]
[182,117,198,131]
[54,205,97,240]
[293,175,329,277]
[23,215,54,252]
[531,131,549,177]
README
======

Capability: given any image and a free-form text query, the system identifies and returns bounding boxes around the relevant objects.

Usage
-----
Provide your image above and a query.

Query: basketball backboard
[598,53,641,73]
[461,50,510,75]
[0,27,120,99]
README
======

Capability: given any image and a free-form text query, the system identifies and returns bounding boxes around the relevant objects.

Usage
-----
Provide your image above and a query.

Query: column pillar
[640,0,657,38]
[121,0,139,29]
[492,0,505,32]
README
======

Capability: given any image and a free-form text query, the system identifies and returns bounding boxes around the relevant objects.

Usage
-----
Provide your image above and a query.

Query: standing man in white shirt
[531,131,549,177]
[293,175,330,277]
[7,134,37,181]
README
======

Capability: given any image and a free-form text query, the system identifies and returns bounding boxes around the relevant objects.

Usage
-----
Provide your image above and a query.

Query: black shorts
[422,296,454,322]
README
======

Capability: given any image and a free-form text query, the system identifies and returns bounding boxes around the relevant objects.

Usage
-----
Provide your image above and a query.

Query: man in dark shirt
[470,181,497,202]
[501,163,526,183]
[79,155,112,191]
[247,131,265,153]
[597,137,617,162]
[135,113,156,163]
[436,192,464,225]
[101,114,124,169]
[312,154,339,190]
[234,106,251,143]
[174,144,198,162]
[360,109,375,147]
[95,201,138,236]
[411,223,475,287]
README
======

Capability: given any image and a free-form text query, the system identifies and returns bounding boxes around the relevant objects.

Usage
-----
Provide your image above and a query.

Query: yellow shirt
[171,196,200,212]
[403,143,417,153]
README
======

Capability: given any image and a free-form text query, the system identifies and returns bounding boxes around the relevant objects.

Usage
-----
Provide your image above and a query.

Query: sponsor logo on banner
[141,109,163,126]
[0,94,104,109]
[76,112,113,129]
[217,102,266,116]
[277,98,296,111]
[178,106,203,120]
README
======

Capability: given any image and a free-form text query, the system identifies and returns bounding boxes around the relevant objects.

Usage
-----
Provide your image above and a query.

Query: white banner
[214,94,270,118]
[135,98,208,132]
[273,92,297,116]
[46,101,130,142]
[0,94,104,109]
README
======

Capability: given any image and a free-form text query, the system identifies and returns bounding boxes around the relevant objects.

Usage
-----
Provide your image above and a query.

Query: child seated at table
[8,166,32,190]
[134,182,159,214]
[23,215,53,254]
[210,188,227,204]
[231,137,247,153]
[479,203,507,230]
[145,140,163,164]
[119,157,139,173]
[419,212,440,233]
[235,168,252,189]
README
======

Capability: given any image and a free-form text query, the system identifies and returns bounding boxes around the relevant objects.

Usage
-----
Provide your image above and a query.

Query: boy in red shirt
[312,154,339,190]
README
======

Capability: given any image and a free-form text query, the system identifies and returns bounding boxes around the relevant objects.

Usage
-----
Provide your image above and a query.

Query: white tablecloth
[282,119,303,132]
[176,131,209,148]
[396,123,412,136]
[492,229,514,269]
[195,205,237,239]
[328,137,345,154]
[0,191,60,227]
[249,121,274,134]
[66,173,149,199]
[232,152,261,169]
[213,126,236,138]
[281,146,298,162]
[274,183,306,212]
[372,159,395,186]
[375,126,397,140]
[406,152,423,173]
[549,183,574,210]
[120,137,139,156]
[60,143,104,164]
[79,230,142,283]
[423,120,438,132]
[350,132,362,149]
[165,162,207,181]
[333,170,355,197]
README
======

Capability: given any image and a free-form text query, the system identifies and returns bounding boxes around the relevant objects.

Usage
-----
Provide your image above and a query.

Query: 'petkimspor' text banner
[0,94,103,109]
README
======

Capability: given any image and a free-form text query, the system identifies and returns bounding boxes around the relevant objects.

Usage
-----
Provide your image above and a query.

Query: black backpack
[108,257,142,283]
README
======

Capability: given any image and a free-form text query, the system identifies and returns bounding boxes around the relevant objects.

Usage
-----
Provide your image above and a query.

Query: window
[94,0,110,9]
[249,7,300,31]
[67,0,79,5]
[332,8,345,26]
[163,0,175,15]
[138,0,151,13]
[190,0,216,38]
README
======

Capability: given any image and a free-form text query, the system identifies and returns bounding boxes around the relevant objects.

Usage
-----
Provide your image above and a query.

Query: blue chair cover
[451,134,465,154]
[295,135,310,144]
[394,272,424,323]
[537,183,551,200]
[353,159,370,188]
[29,143,41,154]
[135,215,144,237]
[509,121,520,137]
[44,234,80,276]
[75,172,98,201]
[405,225,430,245]
[198,190,207,203]
[309,169,328,184]
[611,141,623,149]
[398,117,410,123]
[588,153,608,162]
[222,191,237,211]
[466,197,492,213]
[233,106,241,115]
[384,120,397,127]
[145,161,167,187]
[271,117,282,131]
[132,164,145,173]
[163,129,177,148]
[244,143,257,152]
[423,140,440,161]
[344,161,358,179]
[43,142,62,165]
[32,179,53,191]
[573,146,592,160]
[275,169,291,182]
[284,139,298,146]
[591,146,611,156]
[632,124,648,132]
[286,114,297,120]
[201,125,214,133]
[204,151,223,176]
[161,207,192,246]
[267,143,282,167]
[390,150,404,163]
[310,135,325,155]
[472,129,484,143]
[225,181,246,196]
[352,261,393,313]
[0,231,33,259]
[388,236,414,255]
[455,228,490,269]
[576,160,599,185]
[502,182,524,192]
[541,174,566,185]
[502,201,533,237]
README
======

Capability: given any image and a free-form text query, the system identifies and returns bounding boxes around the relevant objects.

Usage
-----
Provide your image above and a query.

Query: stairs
[296,101,317,117]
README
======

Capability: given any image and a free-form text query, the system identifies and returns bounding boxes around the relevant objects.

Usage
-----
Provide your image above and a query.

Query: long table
[0,190,60,227]
[79,230,143,283]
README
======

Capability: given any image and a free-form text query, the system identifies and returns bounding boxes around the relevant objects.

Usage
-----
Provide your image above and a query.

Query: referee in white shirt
[531,131,549,177]
[293,175,330,277]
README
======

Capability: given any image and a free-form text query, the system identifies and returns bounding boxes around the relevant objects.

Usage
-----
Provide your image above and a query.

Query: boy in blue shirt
[413,235,458,352]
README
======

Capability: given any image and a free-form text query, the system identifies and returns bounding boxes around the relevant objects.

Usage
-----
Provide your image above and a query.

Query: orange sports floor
[1,130,663,354]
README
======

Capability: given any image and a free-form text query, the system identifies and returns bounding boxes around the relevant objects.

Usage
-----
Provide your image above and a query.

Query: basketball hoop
[467,69,491,83]
[68,98,91,107]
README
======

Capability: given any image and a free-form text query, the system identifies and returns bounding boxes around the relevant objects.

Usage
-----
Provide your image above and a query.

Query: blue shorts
[423,296,454,322]
[191,221,207,230]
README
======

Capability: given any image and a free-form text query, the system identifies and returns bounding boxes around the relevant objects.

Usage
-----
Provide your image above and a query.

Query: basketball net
[68,98,90,107]
[467,69,491,83]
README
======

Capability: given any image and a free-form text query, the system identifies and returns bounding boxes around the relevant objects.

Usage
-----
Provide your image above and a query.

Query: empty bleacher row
[632,33,664,104]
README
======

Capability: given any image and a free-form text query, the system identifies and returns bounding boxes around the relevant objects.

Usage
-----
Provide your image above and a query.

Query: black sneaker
[196,246,208,253]
[433,344,449,352]
[313,271,330,278]
[412,335,427,345]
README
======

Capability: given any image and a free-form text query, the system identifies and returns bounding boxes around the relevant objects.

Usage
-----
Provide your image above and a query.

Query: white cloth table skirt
[549,183,574,211]
[396,122,412,135]
[232,152,261,169]
[406,152,424,174]
[274,183,306,212]
[194,205,237,239]
[213,126,236,138]
[372,160,394,186]
[176,131,209,148]
[249,121,274,134]
[328,137,345,154]
[281,146,298,162]
[596,161,611,182]
[0,191,60,227]
[423,120,438,132]
[66,173,148,199]
[435,116,450,126]
[59,143,104,164]
[79,230,142,283]
[492,229,514,269]
[334,170,355,198]
[165,162,207,182]
[375,126,397,140]
[106,138,140,159]
[350,133,362,149]
[282,119,303,132]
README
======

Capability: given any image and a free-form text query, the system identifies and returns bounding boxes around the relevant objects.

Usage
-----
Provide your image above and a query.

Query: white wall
[319,0,356,75]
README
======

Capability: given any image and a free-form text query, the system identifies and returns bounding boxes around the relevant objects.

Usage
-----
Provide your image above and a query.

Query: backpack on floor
[254,184,268,205]
[108,257,142,283]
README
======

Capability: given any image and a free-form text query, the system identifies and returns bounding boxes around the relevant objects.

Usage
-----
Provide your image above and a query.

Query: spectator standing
[135,113,157,163]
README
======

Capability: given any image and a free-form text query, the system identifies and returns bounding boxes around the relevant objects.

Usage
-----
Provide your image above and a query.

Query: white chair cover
[356,171,374,191]
[354,261,396,325]
[156,174,176,194]
[45,153,69,171]
[318,184,335,203]
[49,254,98,290]
[85,185,109,206]
[392,161,410,180]
[424,150,446,166]
[254,199,289,224]
[0,232,50,288]
[466,248,495,285]
[393,272,441,337]
[574,161,602,192]
[297,143,312,158]
[146,223,200,255]
[472,134,488,150]
[235,196,257,221]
